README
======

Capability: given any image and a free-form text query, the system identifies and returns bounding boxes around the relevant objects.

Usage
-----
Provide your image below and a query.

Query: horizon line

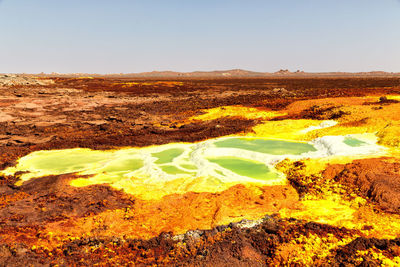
[2,68,400,76]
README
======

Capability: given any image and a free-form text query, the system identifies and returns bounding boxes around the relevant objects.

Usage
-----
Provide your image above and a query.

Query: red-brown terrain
[1,75,400,266]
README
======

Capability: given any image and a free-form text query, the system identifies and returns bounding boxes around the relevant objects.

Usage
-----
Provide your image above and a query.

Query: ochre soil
[1,76,400,266]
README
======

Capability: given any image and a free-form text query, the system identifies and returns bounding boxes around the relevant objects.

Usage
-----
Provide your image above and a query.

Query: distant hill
[16,69,400,78]
[110,69,267,78]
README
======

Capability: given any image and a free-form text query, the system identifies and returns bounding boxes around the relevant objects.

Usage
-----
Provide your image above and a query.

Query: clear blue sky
[1,0,399,73]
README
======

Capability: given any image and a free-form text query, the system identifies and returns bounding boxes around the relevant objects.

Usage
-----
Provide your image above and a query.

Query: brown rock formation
[324,158,400,214]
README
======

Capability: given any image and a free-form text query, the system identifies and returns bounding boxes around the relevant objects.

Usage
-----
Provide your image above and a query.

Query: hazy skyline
[1,0,400,74]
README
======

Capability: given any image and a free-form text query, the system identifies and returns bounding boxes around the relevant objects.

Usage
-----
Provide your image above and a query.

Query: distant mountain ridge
[15,69,400,78]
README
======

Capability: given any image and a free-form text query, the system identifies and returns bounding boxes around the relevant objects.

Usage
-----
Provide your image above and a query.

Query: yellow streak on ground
[279,198,357,225]
[385,95,400,100]
[112,82,139,87]
[112,81,184,88]
[279,196,400,239]
[71,175,268,201]
[190,106,286,121]
[248,119,326,140]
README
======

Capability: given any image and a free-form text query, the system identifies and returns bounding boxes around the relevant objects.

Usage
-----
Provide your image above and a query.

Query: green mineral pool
[152,148,185,164]
[207,157,280,180]
[0,134,379,199]
[214,138,317,155]
[161,165,193,175]
[100,158,144,174]
[343,137,367,147]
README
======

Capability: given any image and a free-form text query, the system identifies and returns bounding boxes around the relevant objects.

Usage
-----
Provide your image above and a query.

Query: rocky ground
[1,75,400,266]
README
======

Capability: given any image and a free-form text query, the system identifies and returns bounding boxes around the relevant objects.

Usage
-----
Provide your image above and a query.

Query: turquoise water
[214,138,317,155]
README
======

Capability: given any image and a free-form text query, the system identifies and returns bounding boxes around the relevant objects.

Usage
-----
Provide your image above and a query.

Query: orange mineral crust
[43,184,299,242]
